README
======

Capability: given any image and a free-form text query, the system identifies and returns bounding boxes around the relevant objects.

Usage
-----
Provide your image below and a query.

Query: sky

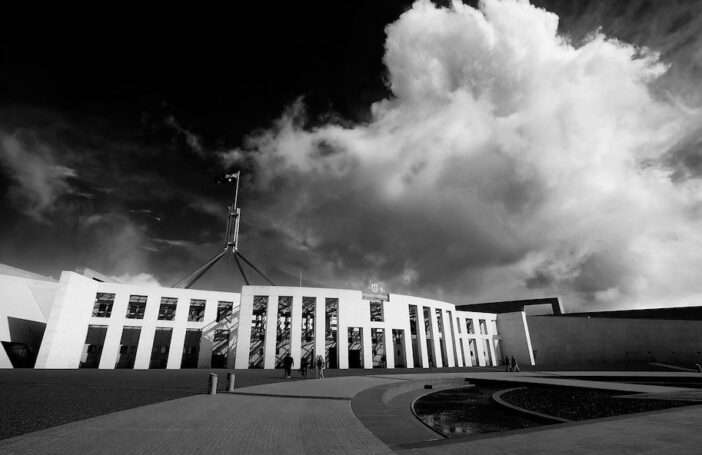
[1,0,702,312]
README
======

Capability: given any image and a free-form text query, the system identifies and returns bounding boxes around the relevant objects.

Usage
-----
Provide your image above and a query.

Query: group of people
[281,353,327,379]
[505,355,520,372]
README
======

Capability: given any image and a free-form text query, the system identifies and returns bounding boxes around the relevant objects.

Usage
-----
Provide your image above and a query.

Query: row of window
[92,293,233,322]
[455,318,490,335]
[80,325,231,369]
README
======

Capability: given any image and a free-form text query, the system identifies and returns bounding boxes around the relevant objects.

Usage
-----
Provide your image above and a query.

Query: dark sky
[2,1,702,311]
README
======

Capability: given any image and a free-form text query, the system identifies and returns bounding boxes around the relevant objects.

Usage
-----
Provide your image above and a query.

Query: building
[1,265,537,370]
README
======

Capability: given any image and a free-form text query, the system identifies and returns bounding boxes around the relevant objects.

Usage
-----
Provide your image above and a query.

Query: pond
[412,384,546,438]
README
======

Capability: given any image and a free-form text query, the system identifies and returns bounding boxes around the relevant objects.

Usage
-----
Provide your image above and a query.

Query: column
[290,295,303,368]
[263,293,279,369]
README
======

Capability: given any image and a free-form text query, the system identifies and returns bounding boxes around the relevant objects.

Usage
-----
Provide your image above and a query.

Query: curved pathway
[1,371,702,454]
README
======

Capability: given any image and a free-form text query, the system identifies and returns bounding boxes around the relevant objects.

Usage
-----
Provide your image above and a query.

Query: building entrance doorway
[347,327,363,368]
[392,329,406,368]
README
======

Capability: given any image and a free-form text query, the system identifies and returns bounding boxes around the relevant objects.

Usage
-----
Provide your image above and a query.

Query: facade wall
[453,309,502,367]
[3,270,531,370]
[35,272,240,369]
[528,316,702,367]
[496,311,535,366]
[0,274,59,367]
[232,287,510,370]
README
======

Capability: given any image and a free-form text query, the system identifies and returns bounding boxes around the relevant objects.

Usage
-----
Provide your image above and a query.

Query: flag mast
[171,171,276,289]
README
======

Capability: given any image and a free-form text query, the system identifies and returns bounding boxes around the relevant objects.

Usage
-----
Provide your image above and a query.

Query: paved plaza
[1,370,702,454]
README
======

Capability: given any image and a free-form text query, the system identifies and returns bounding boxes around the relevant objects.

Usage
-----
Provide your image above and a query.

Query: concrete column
[167,326,186,369]
[450,314,463,367]
[415,306,428,368]
[314,296,326,365]
[35,272,97,369]
[134,326,155,369]
[263,293,279,369]
[442,309,456,367]
[337,296,348,369]
[290,295,302,368]
[428,307,442,367]
[226,306,240,369]
[234,293,253,369]
[385,327,394,369]
[98,324,122,369]
[362,326,373,369]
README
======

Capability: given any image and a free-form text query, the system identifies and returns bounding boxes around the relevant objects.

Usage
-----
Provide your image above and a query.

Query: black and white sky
[2,0,702,312]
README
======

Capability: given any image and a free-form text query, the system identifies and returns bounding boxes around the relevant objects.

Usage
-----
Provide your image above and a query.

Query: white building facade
[2,267,535,370]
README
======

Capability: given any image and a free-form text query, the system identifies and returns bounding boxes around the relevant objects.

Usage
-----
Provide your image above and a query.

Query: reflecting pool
[413,385,545,438]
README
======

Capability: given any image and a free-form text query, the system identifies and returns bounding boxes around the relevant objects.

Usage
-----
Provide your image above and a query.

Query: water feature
[413,384,545,438]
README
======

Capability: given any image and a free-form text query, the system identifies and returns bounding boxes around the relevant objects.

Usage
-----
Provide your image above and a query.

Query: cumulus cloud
[108,272,161,287]
[222,0,702,310]
[0,131,77,220]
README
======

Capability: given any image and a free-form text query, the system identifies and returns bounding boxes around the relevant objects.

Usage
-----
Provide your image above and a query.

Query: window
[158,297,178,321]
[92,293,115,318]
[126,295,147,319]
[370,301,384,322]
[217,301,233,323]
[479,319,488,335]
[149,327,172,369]
[466,319,474,334]
[456,317,461,334]
[188,299,205,322]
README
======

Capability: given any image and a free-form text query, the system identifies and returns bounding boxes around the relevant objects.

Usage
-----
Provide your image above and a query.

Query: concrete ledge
[381,377,470,403]
[352,378,474,447]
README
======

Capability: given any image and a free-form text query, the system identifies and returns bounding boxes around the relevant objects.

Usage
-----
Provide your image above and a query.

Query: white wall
[0,274,59,368]
[35,272,241,369]
[2,269,530,371]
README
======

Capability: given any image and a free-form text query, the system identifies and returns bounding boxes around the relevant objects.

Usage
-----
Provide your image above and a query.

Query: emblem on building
[362,277,389,301]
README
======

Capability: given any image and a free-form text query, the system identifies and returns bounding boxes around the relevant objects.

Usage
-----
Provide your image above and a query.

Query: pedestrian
[505,355,511,372]
[510,355,520,373]
[300,357,309,378]
[315,354,325,379]
[283,352,294,379]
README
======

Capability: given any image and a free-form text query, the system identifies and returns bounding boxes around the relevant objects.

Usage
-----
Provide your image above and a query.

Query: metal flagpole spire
[172,171,276,289]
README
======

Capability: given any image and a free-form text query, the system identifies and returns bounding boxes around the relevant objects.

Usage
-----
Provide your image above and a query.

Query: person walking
[300,357,309,378]
[510,355,520,373]
[283,352,294,379]
[505,355,511,372]
[315,354,325,379]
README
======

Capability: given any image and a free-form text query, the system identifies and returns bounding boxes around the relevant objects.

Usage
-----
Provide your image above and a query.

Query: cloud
[0,130,77,220]
[222,0,702,310]
[108,272,161,287]
[165,115,205,157]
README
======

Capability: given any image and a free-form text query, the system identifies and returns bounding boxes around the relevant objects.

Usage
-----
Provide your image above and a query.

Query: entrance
[347,327,363,368]
[371,328,386,368]
[115,326,141,369]
[80,325,107,368]
[392,329,406,368]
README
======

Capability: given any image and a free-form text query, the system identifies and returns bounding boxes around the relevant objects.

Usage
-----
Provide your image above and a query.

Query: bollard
[208,373,218,395]
[227,372,236,392]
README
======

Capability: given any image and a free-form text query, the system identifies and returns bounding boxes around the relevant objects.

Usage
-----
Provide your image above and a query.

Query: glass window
[126,295,147,319]
[370,301,383,322]
[217,301,233,323]
[188,299,206,322]
[92,293,115,318]
[479,319,488,335]
[456,317,461,334]
[466,319,474,334]
[158,297,178,321]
